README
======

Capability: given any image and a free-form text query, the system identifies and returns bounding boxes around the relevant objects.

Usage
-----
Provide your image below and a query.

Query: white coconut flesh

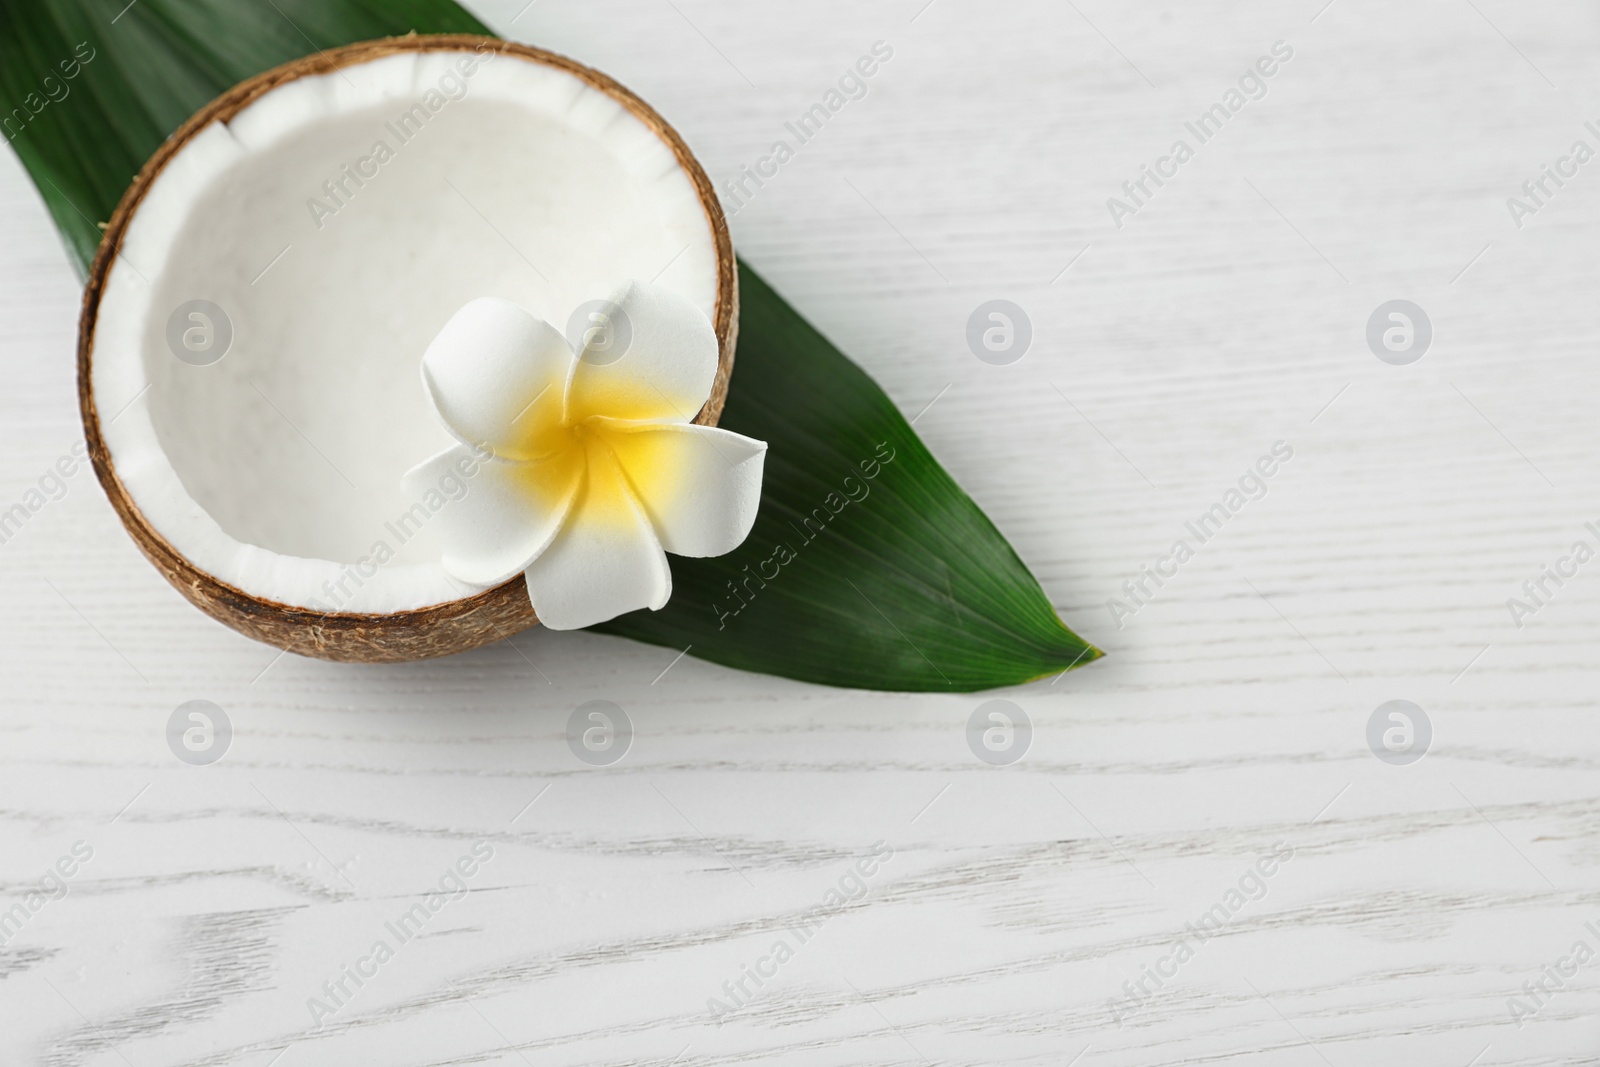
[90,48,721,614]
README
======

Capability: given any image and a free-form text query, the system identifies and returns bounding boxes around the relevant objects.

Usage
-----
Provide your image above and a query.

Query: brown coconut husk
[77,35,738,663]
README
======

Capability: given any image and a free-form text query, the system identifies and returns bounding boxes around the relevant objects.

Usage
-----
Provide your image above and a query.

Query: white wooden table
[3,0,1598,1062]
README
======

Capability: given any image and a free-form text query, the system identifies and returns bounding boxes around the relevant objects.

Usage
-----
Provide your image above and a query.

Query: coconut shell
[77,35,738,663]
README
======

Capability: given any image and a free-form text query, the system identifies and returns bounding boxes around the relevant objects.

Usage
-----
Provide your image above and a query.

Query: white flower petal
[422,298,572,461]
[523,448,672,629]
[402,444,581,587]
[565,280,719,425]
[595,419,766,557]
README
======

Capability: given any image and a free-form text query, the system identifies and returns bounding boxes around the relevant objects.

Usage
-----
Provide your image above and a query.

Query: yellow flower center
[508,401,683,531]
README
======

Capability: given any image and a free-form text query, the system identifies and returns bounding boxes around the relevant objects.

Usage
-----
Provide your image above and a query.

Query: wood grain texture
[3,0,1600,1063]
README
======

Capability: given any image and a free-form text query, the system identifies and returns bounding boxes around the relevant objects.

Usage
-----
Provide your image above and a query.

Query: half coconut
[78,35,737,663]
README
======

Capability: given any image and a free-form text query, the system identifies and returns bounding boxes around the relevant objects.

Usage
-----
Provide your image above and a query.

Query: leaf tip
[1031,635,1104,686]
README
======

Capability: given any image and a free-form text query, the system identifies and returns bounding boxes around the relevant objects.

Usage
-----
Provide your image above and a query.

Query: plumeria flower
[404,281,767,629]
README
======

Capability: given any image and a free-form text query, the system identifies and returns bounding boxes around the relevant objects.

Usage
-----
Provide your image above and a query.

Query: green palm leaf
[1,0,1101,691]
